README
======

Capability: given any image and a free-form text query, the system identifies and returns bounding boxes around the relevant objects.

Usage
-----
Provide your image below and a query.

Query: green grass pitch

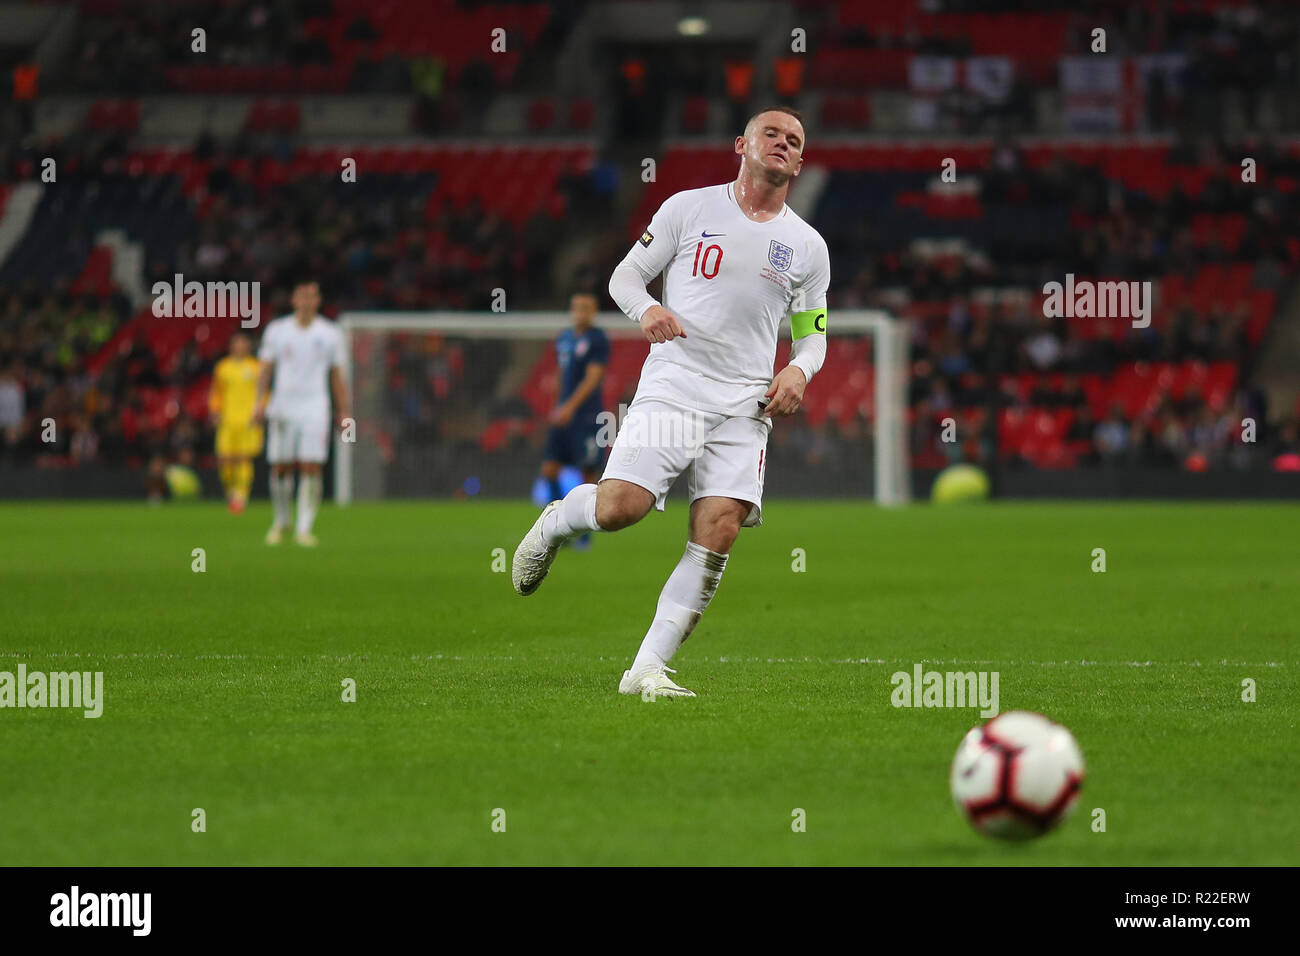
[1,498,1296,865]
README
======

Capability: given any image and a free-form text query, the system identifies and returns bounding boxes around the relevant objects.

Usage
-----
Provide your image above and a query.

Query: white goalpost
[334,310,910,507]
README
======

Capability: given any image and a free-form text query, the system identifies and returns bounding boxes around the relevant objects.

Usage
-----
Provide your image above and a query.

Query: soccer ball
[949,710,1085,840]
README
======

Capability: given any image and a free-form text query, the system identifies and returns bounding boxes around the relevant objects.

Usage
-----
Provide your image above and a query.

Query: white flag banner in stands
[908,56,958,130]
[1060,56,1140,132]
[1135,53,1188,91]
[908,55,959,93]
[964,56,1014,103]
[908,55,1016,130]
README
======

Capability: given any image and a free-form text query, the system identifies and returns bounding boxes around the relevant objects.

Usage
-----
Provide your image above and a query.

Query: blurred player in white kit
[254,279,351,547]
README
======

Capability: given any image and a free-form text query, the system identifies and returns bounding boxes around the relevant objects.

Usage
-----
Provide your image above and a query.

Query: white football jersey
[620,183,830,415]
[258,315,346,418]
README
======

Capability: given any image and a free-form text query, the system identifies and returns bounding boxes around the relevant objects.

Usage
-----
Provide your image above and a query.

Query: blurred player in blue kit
[538,291,609,548]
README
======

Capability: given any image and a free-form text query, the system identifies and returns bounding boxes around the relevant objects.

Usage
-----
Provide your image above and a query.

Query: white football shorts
[266,411,331,464]
[600,397,771,527]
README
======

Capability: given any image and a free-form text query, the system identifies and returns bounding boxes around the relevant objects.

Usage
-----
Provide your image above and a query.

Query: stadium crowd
[2,126,1298,473]
[3,0,1299,479]
[0,290,205,467]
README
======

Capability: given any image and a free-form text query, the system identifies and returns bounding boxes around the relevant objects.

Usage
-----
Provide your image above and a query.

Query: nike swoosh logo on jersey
[701,231,726,238]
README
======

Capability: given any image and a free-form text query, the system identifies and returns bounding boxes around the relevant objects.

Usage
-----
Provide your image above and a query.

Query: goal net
[334,310,910,507]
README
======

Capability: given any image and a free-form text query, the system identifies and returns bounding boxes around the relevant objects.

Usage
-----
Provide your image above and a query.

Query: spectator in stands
[411,57,446,131]
[345,14,378,43]
[459,59,495,133]
[1155,408,1191,465]
[963,407,995,466]
[69,414,98,465]
[1125,417,1156,464]
[1188,403,1232,467]
[929,376,954,412]
[126,335,163,388]
[1068,406,1099,466]
[910,398,940,462]
[169,342,207,387]
[146,455,167,503]
[1023,314,1062,370]
[0,365,23,452]
[1270,420,1300,472]
[773,55,802,102]
[170,414,200,461]
[936,331,970,379]
[724,60,755,136]
[1059,373,1088,410]
[12,61,37,136]
[1094,404,1129,461]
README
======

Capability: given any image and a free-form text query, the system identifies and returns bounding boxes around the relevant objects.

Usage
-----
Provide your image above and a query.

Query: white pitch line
[712,657,1289,668]
[0,652,1290,668]
[425,655,1292,668]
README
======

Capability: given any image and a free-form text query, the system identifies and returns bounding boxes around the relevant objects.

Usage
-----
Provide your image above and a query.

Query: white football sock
[629,541,728,676]
[541,482,601,546]
[296,471,321,534]
[271,471,294,529]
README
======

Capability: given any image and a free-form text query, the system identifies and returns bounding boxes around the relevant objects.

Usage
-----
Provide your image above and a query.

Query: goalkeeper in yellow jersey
[209,332,262,513]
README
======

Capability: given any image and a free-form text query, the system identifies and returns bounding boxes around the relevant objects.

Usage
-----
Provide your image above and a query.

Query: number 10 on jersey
[692,242,723,279]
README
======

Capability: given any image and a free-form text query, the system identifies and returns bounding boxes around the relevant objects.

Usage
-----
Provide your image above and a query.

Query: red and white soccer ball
[950,710,1085,840]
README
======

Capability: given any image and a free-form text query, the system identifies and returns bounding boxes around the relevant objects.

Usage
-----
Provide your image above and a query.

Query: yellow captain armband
[791,308,827,341]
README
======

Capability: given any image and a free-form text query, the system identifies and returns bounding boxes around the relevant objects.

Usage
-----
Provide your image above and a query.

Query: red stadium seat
[568,97,595,131]
[87,99,141,133]
[247,100,301,132]
[527,97,556,132]
[681,96,710,134]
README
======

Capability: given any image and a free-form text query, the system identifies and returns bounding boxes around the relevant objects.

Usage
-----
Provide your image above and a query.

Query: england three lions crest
[768,240,794,273]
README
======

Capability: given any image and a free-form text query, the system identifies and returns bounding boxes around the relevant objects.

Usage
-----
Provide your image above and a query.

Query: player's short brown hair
[744,105,805,137]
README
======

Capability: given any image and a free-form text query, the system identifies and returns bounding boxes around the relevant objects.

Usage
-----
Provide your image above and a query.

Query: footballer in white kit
[512,106,830,699]
[254,280,351,546]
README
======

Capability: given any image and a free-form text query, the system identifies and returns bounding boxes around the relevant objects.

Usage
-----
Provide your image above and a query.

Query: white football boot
[511,500,562,596]
[619,665,696,700]
[265,525,285,545]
